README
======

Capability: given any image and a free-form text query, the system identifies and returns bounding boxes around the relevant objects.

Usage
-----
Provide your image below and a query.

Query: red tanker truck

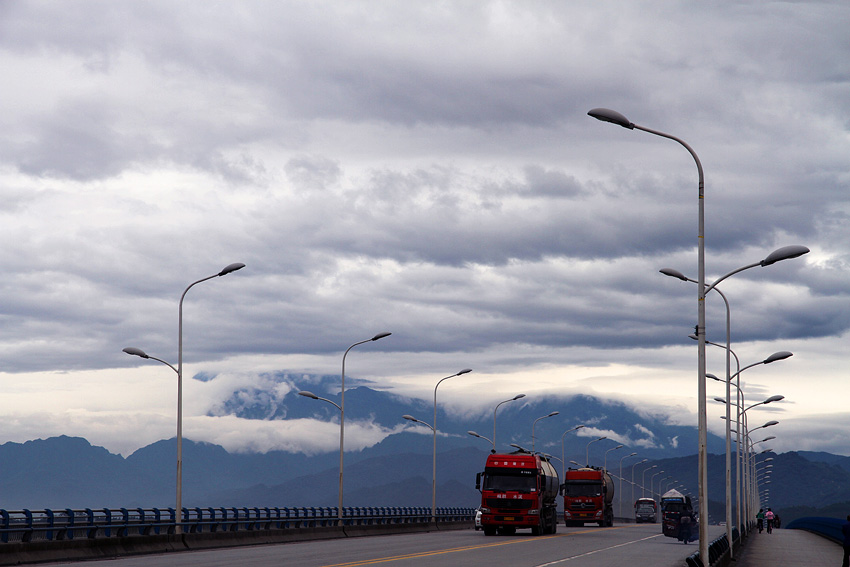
[475,451,559,536]
[562,466,615,527]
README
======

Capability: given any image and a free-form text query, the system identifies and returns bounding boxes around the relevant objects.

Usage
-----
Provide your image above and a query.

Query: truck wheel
[483,527,496,536]
[531,525,541,536]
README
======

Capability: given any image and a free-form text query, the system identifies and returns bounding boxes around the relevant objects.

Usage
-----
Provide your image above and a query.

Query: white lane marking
[534,533,665,566]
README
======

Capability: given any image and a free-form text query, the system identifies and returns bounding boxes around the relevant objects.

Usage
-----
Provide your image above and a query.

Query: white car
[475,507,483,530]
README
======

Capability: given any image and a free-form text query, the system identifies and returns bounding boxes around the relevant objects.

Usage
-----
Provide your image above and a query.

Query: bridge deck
[736,528,842,566]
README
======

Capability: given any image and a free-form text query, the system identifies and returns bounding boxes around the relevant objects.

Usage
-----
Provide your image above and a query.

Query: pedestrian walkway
[735,527,842,566]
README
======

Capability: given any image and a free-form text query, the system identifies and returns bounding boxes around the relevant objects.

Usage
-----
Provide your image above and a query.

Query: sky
[1,1,848,458]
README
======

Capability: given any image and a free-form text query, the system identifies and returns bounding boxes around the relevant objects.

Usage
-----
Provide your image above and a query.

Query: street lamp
[532,411,559,453]
[402,368,473,525]
[123,261,245,534]
[337,332,392,524]
[650,470,665,499]
[430,368,472,523]
[589,106,709,561]
[619,452,638,518]
[585,436,607,467]
[494,394,525,451]
[560,425,585,479]
[642,464,657,498]
[631,459,648,507]
[604,444,624,473]
[468,430,494,449]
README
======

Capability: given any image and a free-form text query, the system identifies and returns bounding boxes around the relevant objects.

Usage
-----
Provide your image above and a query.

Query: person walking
[842,514,850,567]
[766,508,775,534]
[756,509,765,533]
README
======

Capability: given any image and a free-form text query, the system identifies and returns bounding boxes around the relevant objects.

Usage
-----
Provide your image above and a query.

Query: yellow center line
[319,525,639,567]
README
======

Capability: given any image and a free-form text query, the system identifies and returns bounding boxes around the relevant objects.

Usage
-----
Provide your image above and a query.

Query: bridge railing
[0,506,475,543]
[785,516,844,544]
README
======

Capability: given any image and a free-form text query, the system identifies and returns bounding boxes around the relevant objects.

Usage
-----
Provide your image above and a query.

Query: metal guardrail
[785,516,844,544]
[0,506,475,544]
[684,527,739,567]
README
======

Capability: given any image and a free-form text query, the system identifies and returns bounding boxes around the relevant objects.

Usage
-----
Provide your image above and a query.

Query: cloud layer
[0,1,848,456]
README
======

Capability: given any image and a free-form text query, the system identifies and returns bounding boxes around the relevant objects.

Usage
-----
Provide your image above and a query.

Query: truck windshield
[483,471,537,492]
[564,481,602,497]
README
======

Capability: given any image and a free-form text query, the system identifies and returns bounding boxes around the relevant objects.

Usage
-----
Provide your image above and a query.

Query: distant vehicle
[562,466,614,527]
[474,507,482,530]
[475,450,559,536]
[660,489,695,538]
[634,497,657,523]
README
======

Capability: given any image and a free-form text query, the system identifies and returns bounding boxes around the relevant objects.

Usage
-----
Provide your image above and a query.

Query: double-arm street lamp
[403,368,472,524]
[585,436,607,467]
[300,332,391,525]
[604,444,624,473]
[589,107,709,560]
[123,261,245,533]
[494,394,526,451]
[631,459,648,506]
[641,464,657,498]
[560,425,586,479]
[618,452,638,517]
[532,411,559,453]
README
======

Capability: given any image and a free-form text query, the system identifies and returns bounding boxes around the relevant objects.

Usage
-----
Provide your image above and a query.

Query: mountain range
[1,387,847,524]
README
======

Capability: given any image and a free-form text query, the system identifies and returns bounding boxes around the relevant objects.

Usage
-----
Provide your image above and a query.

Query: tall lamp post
[123,261,245,534]
[532,411,559,453]
[425,367,473,524]
[494,394,525,451]
[339,332,391,524]
[641,464,657,498]
[328,332,392,524]
[618,452,637,518]
[585,436,607,466]
[588,106,709,561]
[650,470,665,499]
[631,459,648,507]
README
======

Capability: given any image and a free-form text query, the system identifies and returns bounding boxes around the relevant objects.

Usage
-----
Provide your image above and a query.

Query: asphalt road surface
[42,523,723,567]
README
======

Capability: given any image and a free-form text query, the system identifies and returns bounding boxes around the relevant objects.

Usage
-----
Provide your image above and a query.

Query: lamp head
[457,368,473,375]
[513,394,526,401]
[760,245,809,267]
[763,420,780,428]
[123,347,149,359]
[764,351,792,364]
[371,332,392,341]
[218,262,246,276]
[764,395,785,404]
[547,411,559,417]
[298,390,319,400]
[659,268,689,281]
[588,108,634,129]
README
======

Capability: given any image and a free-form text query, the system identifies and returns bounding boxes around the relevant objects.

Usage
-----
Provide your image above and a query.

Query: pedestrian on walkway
[757,508,764,533]
[842,514,850,567]
[766,508,775,534]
